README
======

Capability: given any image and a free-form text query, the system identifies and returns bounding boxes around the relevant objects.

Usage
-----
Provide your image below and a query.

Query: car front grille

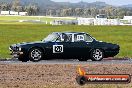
[9,46,19,52]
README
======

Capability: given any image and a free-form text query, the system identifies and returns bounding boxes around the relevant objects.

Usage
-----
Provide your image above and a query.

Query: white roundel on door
[53,45,63,53]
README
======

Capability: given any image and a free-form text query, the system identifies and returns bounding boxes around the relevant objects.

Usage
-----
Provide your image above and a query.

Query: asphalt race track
[0,58,132,64]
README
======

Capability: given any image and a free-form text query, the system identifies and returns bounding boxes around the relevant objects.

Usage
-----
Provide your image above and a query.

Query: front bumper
[9,46,24,58]
[10,51,24,58]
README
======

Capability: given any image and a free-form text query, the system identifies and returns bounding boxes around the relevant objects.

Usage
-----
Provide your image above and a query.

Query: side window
[77,35,84,41]
[84,34,93,42]
[56,36,61,42]
[74,34,93,42]
[67,34,72,42]
[56,33,72,42]
[74,34,85,42]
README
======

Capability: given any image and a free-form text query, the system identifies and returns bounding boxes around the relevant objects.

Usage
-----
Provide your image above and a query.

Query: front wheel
[28,48,43,62]
[90,49,104,61]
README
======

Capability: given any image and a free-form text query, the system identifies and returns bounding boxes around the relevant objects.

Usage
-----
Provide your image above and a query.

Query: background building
[0,11,28,16]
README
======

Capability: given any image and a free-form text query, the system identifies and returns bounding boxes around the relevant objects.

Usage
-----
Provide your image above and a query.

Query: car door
[50,33,90,58]
[49,33,75,59]
[51,33,93,58]
[52,42,74,58]
[70,33,93,58]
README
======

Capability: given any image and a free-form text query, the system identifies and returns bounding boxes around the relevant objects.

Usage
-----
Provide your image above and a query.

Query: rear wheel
[29,48,43,62]
[90,49,104,61]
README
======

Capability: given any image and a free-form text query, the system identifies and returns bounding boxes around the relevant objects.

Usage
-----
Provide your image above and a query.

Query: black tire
[78,58,88,61]
[76,76,87,85]
[28,47,43,62]
[90,49,104,61]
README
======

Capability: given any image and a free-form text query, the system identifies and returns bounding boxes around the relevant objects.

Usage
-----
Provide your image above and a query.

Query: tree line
[0,0,132,18]
[45,7,132,18]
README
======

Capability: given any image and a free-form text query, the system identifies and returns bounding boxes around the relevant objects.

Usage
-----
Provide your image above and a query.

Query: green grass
[0,24,132,58]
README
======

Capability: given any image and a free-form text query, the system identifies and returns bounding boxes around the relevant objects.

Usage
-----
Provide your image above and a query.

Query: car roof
[53,32,86,35]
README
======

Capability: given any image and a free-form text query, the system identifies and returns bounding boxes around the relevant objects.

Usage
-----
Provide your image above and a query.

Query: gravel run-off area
[0,62,132,88]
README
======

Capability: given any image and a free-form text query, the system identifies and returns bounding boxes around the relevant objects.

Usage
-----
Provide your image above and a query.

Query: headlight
[18,47,22,51]
[16,47,22,51]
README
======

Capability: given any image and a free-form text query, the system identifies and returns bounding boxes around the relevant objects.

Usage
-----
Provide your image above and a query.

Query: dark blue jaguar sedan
[9,32,120,62]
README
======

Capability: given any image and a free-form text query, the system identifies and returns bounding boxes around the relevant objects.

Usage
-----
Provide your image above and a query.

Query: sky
[51,0,132,6]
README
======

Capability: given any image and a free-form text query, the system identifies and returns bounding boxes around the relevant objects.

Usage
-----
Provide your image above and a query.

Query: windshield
[42,33,58,42]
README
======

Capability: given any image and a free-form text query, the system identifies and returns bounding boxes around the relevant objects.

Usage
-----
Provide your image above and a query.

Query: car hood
[98,41,117,45]
[11,41,44,47]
